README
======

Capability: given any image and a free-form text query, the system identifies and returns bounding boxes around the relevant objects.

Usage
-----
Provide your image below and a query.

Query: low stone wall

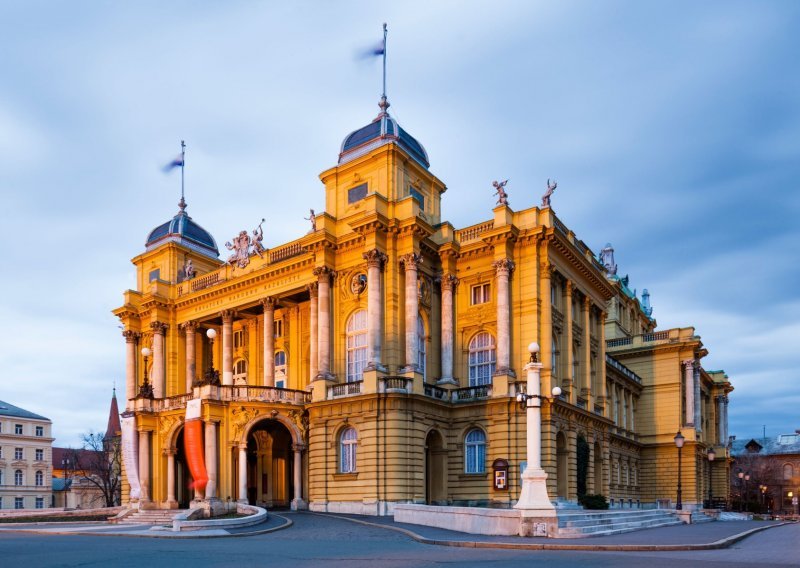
[170,504,267,532]
[394,504,522,536]
[0,506,123,519]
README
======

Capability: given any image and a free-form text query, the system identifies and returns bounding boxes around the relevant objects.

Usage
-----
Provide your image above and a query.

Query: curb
[0,513,294,540]
[309,513,795,552]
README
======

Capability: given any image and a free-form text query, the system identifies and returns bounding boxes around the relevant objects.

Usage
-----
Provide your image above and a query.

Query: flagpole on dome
[382,23,388,102]
[180,140,186,210]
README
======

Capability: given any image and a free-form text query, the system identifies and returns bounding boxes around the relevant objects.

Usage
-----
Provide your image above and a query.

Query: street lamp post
[202,328,220,386]
[674,430,685,510]
[514,342,561,522]
[707,447,716,509]
[744,472,750,512]
[138,347,154,398]
[737,470,744,512]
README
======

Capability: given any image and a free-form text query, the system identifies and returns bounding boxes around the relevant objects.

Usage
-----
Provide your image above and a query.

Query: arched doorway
[238,419,293,507]
[593,442,603,495]
[556,432,569,500]
[425,430,447,504]
[174,427,194,509]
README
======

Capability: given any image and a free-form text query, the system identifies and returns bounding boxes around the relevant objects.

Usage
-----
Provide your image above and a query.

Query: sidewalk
[313,512,794,551]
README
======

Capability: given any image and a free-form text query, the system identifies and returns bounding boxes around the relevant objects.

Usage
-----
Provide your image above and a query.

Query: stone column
[166,449,176,505]
[540,261,555,394]
[363,249,387,371]
[138,430,150,503]
[262,298,276,387]
[123,331,139,407]
[314,268,334,380]
[438,274,458,385]
[400,253,422,372]
[291,443,306,510]
[181,321,198,393]
[598,310,608,414]
[582,297,592,397]
[563,280,574,393]
[493,259,515,376]
[238,445,248,504]
[221,310,235,386]
[150,322,168,398]
[204,421,217,499]
[693,363,702,432]
[683,360,695,427]
[308,283,319,382]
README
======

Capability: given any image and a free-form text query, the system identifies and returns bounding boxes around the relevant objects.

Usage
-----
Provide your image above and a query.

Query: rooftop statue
[599,242,618,276]
[542,179,557,207]
[305,209,317,233]
[252,219,265,258]
[492,179,509,206]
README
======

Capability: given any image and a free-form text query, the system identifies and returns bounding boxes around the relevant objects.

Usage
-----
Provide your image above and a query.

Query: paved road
[0,513,797,568]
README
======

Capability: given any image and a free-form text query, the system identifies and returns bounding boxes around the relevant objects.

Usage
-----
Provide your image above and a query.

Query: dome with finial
[145,198,219,258]
[339,96,429,168]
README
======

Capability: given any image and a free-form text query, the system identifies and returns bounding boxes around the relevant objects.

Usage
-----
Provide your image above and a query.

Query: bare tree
[72,430,122,507]
[731,451,780,512]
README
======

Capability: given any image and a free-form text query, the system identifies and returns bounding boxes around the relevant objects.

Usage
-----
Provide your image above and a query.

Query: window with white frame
[417,316,426,379]
[35,471,43,486]
[15,497,23,509]
[339,427,357,473]
[15,447,23,460]
[35,449,44,461]
[468,332,495,386]
[233,329,245,349]
[15,424,22,435]
[346,310,368,383]
[35,497,44,509]
[35,426,43,437]
[464,428,487,473]
[274,350,287,388]
[470,283,491,305]
[15,470,23,486]
[233,359,248,384]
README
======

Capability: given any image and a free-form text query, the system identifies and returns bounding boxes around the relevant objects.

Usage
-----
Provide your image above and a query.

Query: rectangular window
[35,497,44,509]
[15,498,23,510]
[409,186,425,210]
[35,449,44,461]
[35,426,44,437]
[470,283,491,305]
[348,183,368,204]
[15,447,23,460]
[233,330,244,349]
[275,379,285,389]
[273,319,283,338]
[149,268,160,282]
[15,424,23,435]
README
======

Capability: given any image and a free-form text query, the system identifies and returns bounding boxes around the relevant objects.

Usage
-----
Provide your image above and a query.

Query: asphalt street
[0,513,797,568]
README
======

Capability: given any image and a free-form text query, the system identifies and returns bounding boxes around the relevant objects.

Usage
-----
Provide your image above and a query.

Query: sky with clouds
[0,1,797,447]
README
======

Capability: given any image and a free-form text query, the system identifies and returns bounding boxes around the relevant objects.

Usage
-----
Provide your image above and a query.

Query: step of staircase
[118,509,188,525]
[691,511,715,523]
[555,509,685,538]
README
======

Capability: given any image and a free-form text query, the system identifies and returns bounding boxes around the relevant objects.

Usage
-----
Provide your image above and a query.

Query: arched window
[14,470,23,486]
[784,463,794,480]
[464,428,486,473]
[346,310,368,383]
[274,351,287,388]
[35,470,43,486]
[417,316,426,379]
[468,332,495,386]
[233,359,248,384]
[339,427,358,473]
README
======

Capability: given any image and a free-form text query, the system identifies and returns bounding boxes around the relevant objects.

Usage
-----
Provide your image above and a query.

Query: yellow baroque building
[114,97,733,516]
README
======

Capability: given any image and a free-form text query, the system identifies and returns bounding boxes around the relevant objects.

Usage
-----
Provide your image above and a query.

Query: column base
[364,362,387,373]
[291,498,308,511]
[436,377,458,386]
[165,500,179,510]
[514,468,556,514]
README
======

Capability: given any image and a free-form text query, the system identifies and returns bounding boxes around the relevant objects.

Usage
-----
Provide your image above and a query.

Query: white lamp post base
[514,467,557,515]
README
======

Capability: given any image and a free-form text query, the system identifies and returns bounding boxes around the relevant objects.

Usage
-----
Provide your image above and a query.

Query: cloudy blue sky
[0,1,797,446]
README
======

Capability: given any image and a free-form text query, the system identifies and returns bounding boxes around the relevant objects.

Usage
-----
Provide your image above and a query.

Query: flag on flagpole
[357,39,385,59]
[162,154,184,173]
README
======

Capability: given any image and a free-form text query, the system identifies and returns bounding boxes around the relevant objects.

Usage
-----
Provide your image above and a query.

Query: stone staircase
[555,509,684,538]
[691,511,715,523]
[118,509,188,526]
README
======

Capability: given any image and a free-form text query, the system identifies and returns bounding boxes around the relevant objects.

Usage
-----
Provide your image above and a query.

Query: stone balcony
[132,385,311,412]
[606,327,699,350]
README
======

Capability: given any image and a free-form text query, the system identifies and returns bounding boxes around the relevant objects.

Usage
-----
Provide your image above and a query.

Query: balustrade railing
[218,385,310,404]
[328,380,363,399]
[158,393,193,411]
[643,330,669,342]
[381,377,411,392]
[452,384,491,402]
[606,337,633,348]
[455,220,494,243]
[423,383,449,401]
[269,241,305,263]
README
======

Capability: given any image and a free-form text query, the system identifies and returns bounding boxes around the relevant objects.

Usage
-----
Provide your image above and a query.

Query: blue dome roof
[145,199,219,258]
[339,98,429,168]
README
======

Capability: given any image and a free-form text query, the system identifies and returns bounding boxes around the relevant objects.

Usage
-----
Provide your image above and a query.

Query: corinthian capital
[220,309,236,324]
[307,281,319,298]
[122,330,140,343]
[683,359,695,370]
[363,249,388,269]
[179,321,198,334]
[312,266,335,281]
[150,321,168,335]
[492,258,515,277]
[399,253,423,270]
[439,273,459,292]
[260,297,277,310]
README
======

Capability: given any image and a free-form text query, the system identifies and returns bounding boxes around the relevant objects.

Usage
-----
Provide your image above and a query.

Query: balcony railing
[451,384,492,402]
[219,386,310,404]
[455,220,494,243]
[380,377,412,393]
[328,381,363,399]
[423,383,449,401]
[158,393,193,411]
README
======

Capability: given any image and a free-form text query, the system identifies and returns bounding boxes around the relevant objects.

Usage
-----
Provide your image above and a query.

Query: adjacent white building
[0,401,53,510]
